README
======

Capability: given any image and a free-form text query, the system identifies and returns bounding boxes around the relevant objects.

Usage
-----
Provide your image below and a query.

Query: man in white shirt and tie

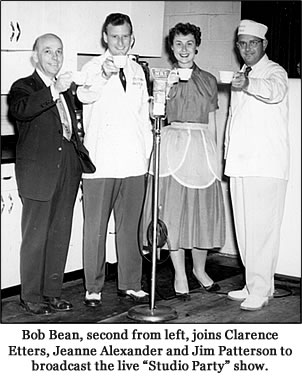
[77,13,153,307]
[224,20,290,311]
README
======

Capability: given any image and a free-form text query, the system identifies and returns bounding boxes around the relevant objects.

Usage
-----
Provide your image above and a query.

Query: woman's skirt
[142,175,226,251]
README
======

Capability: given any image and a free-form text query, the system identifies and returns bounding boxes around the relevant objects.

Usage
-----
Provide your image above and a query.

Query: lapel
[33,71,62,122]
[33,70,81,146]
[32,70,47,89]
[62,89,77,128]
[62,88,82,147]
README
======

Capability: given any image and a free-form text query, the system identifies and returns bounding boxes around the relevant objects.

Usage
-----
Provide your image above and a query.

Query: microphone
[151,68,171,116]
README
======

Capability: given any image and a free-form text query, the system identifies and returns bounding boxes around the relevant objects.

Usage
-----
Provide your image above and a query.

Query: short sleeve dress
[144,63,225,251]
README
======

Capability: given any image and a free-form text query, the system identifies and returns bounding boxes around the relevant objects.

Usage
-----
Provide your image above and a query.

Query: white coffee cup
[72,71,87,85]
[113,55,127,69]
[219,70,234,84]
[177,68,193,81]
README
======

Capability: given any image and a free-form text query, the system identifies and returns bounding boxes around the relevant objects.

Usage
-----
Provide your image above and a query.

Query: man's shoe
[44,297,73,312]
[20,300,52,315]
[228,286,274,302]
[84,292,102,307]
[228,287,249,302]
[240,295,269,311]
[118,289,149,303]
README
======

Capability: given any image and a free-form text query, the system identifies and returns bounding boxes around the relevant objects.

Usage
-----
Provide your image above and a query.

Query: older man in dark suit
[9,33,95,315]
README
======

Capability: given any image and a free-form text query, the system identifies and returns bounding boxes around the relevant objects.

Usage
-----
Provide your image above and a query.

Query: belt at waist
[170,122,208,130]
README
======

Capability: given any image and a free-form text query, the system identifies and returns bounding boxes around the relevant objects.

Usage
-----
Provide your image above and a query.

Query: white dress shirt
[224,54,290,180]
[36,68,72,134]
[77,51,153,179]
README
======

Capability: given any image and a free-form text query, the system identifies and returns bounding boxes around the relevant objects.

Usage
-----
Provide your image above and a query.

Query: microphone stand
[127,114,178,322]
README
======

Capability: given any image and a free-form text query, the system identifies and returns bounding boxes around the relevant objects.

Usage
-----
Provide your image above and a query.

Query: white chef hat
[238,19,268,39]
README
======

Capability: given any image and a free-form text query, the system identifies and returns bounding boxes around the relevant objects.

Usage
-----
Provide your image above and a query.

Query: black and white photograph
[1,1,301,382]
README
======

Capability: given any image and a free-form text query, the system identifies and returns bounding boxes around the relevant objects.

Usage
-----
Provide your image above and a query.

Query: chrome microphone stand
[127,111,177,322]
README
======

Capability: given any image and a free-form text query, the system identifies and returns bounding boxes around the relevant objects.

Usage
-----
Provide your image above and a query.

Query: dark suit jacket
[9,70,95,201]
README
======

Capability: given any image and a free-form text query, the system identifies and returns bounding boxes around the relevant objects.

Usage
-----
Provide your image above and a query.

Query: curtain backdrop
[241,1,301,78]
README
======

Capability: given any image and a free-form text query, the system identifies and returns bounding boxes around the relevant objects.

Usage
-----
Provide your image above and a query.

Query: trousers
[230,176,287,297]
[82,175,145,293]
[20,139,82,302]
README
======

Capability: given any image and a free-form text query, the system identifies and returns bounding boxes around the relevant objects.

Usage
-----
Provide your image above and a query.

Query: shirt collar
[243,54,269,72]
[36,68,55,86]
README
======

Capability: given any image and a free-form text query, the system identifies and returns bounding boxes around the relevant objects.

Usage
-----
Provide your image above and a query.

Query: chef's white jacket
[224,54,290,180]
[77,51,153,179]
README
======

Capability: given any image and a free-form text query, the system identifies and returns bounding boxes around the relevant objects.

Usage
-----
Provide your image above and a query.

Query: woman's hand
[167,68,179,86]
[165,68,179,97]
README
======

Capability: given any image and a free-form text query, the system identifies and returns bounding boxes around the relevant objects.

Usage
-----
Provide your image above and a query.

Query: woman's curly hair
[168,22,202,47]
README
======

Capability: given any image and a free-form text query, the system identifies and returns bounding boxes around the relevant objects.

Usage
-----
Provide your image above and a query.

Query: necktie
[56,95,72,140]
[119,68,127,91]
[245,66,252,77]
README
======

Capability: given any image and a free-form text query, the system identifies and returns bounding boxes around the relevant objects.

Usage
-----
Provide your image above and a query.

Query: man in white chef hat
[224,20,290,310]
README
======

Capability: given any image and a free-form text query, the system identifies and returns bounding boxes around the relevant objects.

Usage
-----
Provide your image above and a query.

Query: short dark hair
[168,23,201,47]
[102,13,133,35]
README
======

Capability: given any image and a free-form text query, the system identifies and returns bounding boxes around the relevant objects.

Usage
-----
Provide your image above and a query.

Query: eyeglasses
[236,40,263,49]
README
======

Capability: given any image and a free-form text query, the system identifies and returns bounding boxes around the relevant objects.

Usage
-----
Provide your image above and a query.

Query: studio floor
[1,253,301,324]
